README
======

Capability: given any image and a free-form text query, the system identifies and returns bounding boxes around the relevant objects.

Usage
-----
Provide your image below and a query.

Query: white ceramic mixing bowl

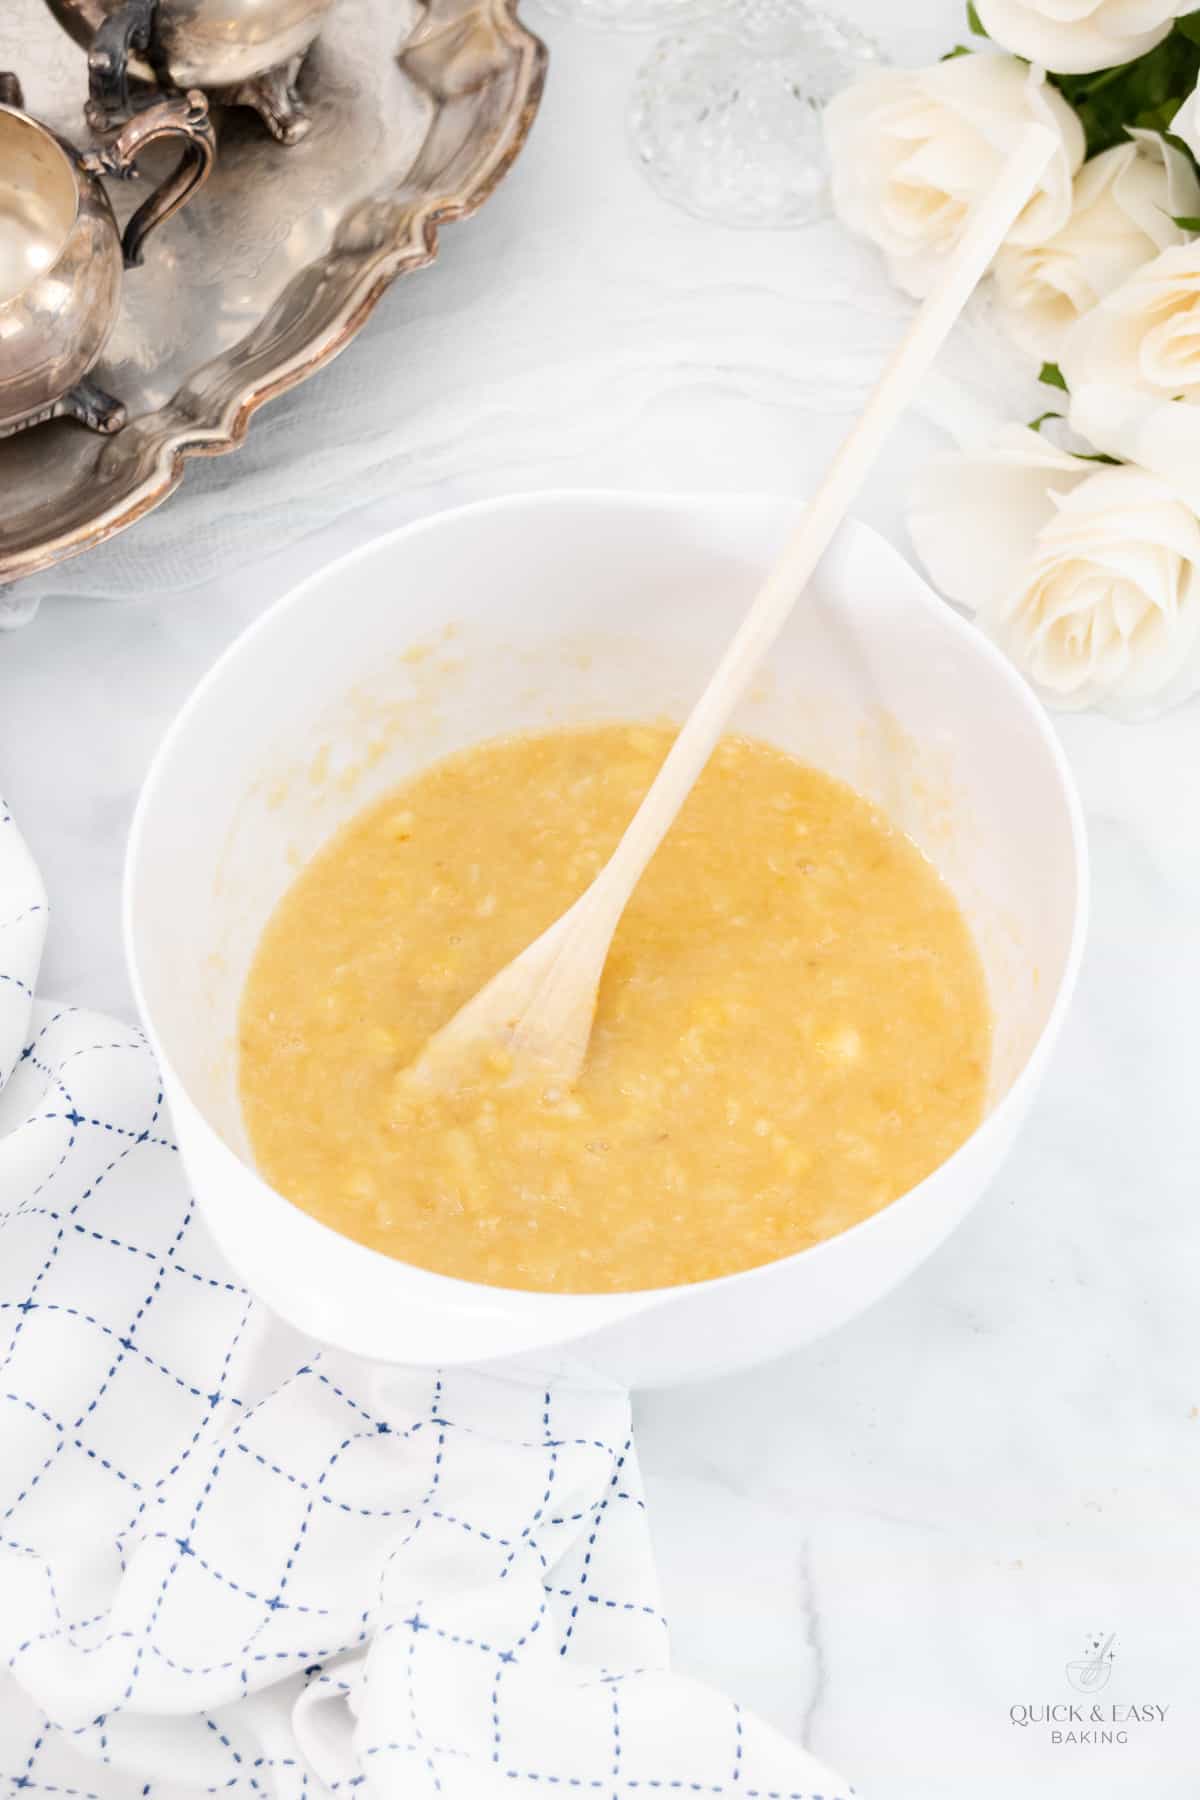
[124,492,1087,1387]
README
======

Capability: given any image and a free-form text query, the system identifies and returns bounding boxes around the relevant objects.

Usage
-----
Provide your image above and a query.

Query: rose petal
[1125,128,1200,233]
[908,425,1088,617]
[973,0,1173,76]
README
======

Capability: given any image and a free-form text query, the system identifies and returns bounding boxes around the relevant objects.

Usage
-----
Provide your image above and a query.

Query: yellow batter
[239,726,990,1292]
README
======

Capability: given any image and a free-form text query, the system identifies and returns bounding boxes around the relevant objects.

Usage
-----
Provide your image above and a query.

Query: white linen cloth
[0,803,856,1800]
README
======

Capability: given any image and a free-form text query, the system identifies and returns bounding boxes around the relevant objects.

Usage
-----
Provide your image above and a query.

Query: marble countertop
[2,1,1198,1794]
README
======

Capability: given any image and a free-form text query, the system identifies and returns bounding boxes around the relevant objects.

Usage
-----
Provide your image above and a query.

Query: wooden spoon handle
[591,125,1057,926]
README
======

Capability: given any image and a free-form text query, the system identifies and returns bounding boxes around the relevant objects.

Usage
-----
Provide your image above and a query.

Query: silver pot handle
[79,88,216,269]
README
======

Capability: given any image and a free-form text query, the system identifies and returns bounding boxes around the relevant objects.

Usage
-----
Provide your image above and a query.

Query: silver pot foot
[23,376,128,439]
[61,376,127,433]
[227,56,312,145]
[0,377,126,440]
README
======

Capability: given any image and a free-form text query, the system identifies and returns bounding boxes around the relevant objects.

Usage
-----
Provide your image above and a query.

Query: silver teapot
[0,71,214,437]
[42,0,338,145]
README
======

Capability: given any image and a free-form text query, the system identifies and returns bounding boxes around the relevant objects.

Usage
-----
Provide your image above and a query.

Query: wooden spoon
[405,126,1056,1097]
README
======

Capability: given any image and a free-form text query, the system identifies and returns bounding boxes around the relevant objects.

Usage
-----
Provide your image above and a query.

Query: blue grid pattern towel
[0,803,854,1800]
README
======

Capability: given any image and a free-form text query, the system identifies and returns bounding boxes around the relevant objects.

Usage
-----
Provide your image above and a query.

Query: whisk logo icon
[1066,1633,1116,1694]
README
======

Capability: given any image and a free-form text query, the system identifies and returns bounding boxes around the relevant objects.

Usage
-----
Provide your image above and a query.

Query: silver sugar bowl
[0,70,214,437]
[42,0,338,145]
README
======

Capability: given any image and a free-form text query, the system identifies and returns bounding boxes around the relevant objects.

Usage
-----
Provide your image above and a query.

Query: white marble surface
[3,1,1200,1794]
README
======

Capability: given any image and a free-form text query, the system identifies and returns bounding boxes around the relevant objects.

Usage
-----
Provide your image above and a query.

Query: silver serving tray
[0,0,546,584]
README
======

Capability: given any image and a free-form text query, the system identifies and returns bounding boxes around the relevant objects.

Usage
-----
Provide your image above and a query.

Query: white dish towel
[0,802,855,1799]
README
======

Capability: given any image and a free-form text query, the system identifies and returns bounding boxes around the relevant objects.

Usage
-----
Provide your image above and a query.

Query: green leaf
[1039,362,1069,393]
[1171,214,1200,230]
[941,44,972,59]
[1028,411,1063,433]
[1133,100,1182,135]
[1071,450,1122,465]
[1176,9,1200,48]
[1049,26,1200,159]
[966,1,987,36]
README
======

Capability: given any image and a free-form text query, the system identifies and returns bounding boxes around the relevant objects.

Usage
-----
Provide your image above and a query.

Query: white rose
[992,132,1200,361]
[1061,240,1200,506]
[824,54,1084,299]
[973,0,1176,76]
[907,424,1200,716]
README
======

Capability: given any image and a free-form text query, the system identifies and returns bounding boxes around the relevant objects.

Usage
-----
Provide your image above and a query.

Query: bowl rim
[123,487,1090,1325]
